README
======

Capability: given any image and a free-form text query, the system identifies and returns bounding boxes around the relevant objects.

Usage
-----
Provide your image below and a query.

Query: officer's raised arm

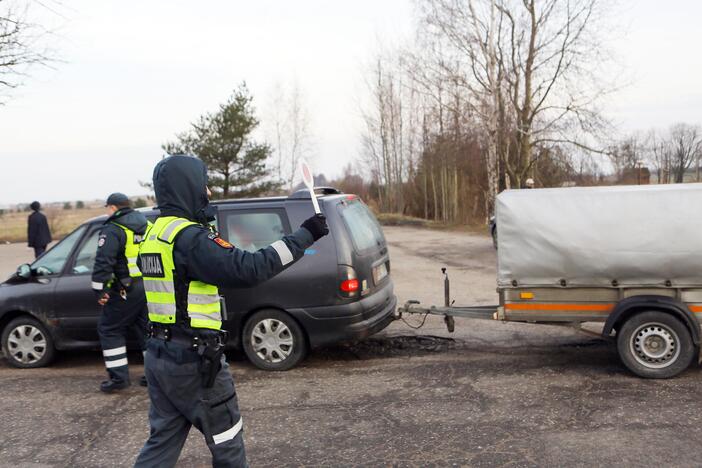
[177,215,327,288]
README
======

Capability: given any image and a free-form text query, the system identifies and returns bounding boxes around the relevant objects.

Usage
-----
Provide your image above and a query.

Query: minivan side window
[223,210,290,253]
[70,228,101,275]
[32,225,87,276]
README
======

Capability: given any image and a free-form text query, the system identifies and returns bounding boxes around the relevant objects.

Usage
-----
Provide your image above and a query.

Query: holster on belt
[196,331,229,388]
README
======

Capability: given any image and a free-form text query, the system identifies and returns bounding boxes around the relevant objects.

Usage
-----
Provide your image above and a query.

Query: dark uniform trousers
[98,279,148,382]
[134,339,247,468]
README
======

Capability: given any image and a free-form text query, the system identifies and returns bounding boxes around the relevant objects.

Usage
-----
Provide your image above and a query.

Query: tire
[242,309,307,371]
[616,311,695,379]
[1,316,56,368]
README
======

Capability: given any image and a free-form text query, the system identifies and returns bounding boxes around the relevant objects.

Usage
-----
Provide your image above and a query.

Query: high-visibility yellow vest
[112,221,148,278]
[138,216,222,330]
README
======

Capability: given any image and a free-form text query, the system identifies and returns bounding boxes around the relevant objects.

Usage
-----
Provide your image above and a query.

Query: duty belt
[148,323,228,349]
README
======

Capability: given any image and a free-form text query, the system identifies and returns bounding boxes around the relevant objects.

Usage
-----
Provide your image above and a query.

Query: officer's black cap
[105,192,130,207]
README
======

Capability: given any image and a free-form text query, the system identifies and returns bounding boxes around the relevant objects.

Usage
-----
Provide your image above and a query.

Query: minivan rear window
[339,199,385,252]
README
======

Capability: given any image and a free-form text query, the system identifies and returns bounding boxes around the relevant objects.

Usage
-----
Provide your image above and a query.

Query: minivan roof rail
[288,187,343,199]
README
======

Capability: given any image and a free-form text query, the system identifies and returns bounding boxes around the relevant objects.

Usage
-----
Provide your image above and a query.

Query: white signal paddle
[300,159,321,214]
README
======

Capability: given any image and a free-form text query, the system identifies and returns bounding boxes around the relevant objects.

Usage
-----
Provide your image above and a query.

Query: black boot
[100,379,129,393]
[139,375,148,387]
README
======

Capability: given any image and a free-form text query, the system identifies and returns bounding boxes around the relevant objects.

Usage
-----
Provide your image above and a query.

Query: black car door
[52,224,103,342]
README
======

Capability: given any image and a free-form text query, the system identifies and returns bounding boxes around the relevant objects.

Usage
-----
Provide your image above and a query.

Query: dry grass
[0,207,106,243]
[375,213,429,227]
[375,212,489,236]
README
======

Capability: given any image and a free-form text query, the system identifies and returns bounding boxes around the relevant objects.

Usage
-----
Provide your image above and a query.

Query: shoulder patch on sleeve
[97,234,107,248]
[211,236,234,249]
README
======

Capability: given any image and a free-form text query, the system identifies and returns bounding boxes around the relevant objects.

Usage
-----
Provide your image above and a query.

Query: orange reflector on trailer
[520,292,534,300]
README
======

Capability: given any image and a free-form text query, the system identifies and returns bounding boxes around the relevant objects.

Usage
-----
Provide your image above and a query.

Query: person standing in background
[27,201,52,258]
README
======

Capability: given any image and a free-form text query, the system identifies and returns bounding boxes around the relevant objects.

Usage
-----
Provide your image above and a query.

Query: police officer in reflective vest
[91,192,149,392]
[134,155,328,467]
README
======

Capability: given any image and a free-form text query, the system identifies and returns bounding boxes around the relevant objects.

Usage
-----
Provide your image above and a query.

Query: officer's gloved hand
[301,214,329,241]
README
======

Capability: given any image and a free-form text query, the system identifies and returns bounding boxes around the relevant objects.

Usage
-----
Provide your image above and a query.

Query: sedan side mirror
[16,263,32,279]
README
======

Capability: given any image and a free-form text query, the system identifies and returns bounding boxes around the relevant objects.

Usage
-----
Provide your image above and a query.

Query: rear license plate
[373,262,388,285]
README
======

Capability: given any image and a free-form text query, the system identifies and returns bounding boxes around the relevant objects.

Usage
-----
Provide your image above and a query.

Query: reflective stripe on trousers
[103,346,128,369]
[103,346,127,357]
[213,418,243,445]
[106,357,128,368]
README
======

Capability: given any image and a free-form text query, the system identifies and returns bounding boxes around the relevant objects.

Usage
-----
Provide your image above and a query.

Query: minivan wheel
[243,309,307,371]
[2,316,56,368]
[616,311,694,379]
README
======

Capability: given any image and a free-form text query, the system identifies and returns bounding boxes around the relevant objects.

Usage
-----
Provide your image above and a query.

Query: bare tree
[418,0,501,214]
[265,80,313,192]
[355,0,622,224]
[645,129,672,184]
[0,0,56,103]
[417,0,616,191]
[669,123,702,183]
[361,51,424,214]
[608,133,643,179]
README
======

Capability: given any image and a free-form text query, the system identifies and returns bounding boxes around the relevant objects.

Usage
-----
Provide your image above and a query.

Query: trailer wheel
[617,311,695,379]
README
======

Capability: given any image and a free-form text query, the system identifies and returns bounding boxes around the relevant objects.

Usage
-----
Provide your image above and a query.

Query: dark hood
[107,208,148,235]
[153,155,210,223]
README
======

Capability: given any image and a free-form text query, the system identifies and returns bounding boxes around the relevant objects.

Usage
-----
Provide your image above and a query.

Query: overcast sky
[1,0,700,205]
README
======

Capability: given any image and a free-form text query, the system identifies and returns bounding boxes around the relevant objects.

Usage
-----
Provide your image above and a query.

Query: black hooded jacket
[91,207,149,292]
[146,156,314,323]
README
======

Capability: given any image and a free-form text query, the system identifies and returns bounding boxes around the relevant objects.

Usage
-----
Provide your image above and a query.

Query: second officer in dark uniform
[92,193,149,392]
[134,155,328,467]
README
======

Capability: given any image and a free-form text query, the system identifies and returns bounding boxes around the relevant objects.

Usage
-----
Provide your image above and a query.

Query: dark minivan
[0,189,396,371]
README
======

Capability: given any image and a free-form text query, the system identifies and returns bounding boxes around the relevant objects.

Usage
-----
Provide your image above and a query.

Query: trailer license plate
[373,263,388,285]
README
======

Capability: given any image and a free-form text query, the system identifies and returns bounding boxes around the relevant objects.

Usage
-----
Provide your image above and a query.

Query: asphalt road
[1,227,701,467]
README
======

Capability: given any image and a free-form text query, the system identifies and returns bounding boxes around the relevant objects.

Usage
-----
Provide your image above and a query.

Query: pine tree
[163,83,279,198]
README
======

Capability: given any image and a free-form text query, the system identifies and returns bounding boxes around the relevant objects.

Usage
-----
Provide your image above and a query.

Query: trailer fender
[603,295,700,345]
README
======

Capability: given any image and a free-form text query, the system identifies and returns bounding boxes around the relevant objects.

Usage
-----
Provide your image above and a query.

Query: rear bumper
[292,280,397,348]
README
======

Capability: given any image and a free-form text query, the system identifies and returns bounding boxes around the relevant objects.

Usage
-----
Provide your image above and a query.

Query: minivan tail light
[340,279,359,292]
[338,265,359,298]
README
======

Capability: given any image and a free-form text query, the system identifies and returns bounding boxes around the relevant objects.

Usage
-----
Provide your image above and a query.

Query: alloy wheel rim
[251,318,293,363]
[629,322,680,369]
[7,325,47,365]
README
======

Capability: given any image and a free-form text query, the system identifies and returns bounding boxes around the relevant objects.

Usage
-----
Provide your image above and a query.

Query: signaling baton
[299,159,321,214]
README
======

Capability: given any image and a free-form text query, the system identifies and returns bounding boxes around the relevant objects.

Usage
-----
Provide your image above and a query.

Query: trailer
[397,184,702,379]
